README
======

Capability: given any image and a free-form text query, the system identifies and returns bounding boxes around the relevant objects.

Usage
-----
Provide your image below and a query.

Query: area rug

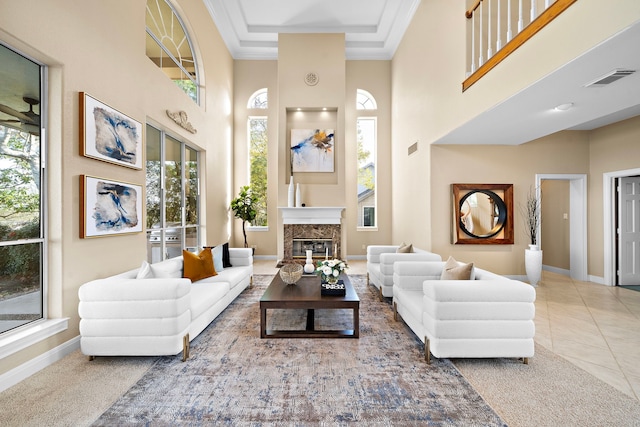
[93,275,506,426]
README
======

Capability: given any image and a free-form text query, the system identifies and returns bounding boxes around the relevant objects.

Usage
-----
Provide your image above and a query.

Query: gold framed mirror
[452,183,514,244]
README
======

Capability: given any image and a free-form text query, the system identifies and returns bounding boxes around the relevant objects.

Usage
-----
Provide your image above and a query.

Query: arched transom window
[146,0,199,103]
[248,88,268,109]
[357,89,377,110]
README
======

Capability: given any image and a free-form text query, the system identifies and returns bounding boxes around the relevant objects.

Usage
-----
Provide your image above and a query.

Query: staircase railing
[463,0,578,91]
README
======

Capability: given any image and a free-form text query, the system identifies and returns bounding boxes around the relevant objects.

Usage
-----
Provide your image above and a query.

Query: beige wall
[541,180,571,270]
[588,115,640,278]
[0,0,233,375]
[430,133,590,275]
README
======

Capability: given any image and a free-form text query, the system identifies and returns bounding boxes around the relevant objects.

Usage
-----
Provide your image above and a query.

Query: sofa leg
[393,302,398,321]
[425,337,431,365]
[250,275,254,289]
[366,272,369,286]
[182,333,190,362]
[88,356,95,361]
[379,287,383,302]
[522,357,529,365]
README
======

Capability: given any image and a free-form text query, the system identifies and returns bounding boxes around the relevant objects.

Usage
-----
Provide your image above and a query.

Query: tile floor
[254,258,640,402]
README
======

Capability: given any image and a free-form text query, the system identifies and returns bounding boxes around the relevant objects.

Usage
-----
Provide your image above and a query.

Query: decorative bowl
[279,263,303,284]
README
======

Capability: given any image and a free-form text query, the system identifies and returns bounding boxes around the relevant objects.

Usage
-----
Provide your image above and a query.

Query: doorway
[615,175,640,287]
[604,168,640,286]
[535,174,588,282]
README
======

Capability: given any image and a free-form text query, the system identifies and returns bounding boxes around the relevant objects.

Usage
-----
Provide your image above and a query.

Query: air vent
[584,69,636,87]
[408,141,418,156]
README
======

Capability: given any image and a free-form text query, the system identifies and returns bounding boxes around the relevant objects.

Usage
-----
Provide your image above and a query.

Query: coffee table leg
[306,309,315,331]
[354,307,360,338]
[261,307,266,338]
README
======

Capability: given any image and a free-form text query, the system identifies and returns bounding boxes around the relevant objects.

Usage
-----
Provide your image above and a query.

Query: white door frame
[603,167,640,286]
[536,174,588,282]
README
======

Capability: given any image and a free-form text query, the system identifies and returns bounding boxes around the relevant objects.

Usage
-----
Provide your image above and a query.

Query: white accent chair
[393,260,536,364]
[366,245,442,300]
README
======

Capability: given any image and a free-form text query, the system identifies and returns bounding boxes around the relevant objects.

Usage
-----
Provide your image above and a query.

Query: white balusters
[487,0,493,59]
[496,0,502,51]
[518,0,524,32]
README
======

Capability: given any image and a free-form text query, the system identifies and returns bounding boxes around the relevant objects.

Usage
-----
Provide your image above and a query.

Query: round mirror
[459,190,507,238]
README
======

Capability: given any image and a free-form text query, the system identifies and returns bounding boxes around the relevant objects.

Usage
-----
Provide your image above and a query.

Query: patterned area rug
[93,275,505,426]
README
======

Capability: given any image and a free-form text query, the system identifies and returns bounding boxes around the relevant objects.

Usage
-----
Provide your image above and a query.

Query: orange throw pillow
[183,248,217,282]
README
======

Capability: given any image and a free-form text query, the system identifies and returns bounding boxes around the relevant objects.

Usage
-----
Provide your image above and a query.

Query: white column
[518,0,524,33]
[496,0,502,51]
[507,0,513,41]
[487,0,493,59]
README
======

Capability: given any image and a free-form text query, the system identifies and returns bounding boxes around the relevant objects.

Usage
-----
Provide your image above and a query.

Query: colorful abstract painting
[80,92,143,169]
[291,129,335,173]
[81,175,142,238]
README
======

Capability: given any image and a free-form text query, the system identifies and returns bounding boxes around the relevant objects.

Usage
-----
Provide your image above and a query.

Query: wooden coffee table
[260,273,360,338]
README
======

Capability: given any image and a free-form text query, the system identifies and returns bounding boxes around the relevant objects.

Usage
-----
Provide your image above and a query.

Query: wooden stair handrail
[466,0,482,19]
[463,0,578,92]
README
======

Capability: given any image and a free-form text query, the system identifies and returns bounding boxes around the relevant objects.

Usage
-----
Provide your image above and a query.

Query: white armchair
[393,260,536,364]
[366,245,441,300]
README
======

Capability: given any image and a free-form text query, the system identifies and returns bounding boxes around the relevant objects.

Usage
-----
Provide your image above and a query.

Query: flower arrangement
[315,258,348,284]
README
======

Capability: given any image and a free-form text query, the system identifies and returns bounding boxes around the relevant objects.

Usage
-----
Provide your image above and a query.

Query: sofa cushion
[149,257,183,279]
[183,248,217,282]
[136,260,152,279]
[197,265,251,290]
[441,256,474,280]
[190,281,230,321]
[397,243,413,253]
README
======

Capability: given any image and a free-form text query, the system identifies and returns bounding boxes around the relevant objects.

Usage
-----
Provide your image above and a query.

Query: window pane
[185,227,198,253]
[357,118,376,227]
[0,242,43,333]
[249,117,268,226]
[146,125,161,229]
[185,147,198,226]
[164,136,182,225]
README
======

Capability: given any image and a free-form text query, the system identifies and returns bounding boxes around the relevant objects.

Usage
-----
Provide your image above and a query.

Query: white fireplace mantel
[279,207,344,225]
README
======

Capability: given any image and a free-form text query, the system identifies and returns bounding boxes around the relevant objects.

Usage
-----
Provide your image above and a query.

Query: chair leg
[425,337,431,365]
[182,333,190,362]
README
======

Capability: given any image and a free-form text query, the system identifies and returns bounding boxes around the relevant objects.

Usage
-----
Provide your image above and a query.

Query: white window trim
[0,318,68,360]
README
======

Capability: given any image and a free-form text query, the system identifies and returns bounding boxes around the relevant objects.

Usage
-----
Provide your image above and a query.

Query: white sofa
[366,245,442,300]
[393,260,536,364]
[78,248,253,361]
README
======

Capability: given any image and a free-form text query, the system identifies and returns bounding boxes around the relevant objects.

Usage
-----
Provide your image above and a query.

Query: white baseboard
[543,265,570,276]
[0,335,80,393]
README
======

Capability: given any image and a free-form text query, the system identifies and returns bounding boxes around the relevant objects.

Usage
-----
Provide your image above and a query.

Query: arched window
[248,88,268,109]
[146,0,199,103]
[356,89,377,110]
[356,89,377,228]
[247,89,268,226]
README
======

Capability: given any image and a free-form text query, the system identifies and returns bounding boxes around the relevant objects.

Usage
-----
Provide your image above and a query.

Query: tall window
[247,89,268,227]
[356,89,377,228]
[146,0,199,103]
[0,44,44,334]
[146,124,200,262]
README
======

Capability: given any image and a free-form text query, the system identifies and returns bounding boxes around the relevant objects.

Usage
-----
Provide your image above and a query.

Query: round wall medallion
[304,72,319,86]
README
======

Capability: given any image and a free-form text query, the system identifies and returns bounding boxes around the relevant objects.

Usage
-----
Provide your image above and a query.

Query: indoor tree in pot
[230,185,258,250]
[522,186,542,287]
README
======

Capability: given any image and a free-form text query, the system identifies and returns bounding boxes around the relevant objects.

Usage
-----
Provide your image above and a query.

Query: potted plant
[521,186,542,286]
[230,185,258,249]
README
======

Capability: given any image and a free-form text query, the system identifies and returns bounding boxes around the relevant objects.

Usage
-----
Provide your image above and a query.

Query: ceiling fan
[0,96,40,135]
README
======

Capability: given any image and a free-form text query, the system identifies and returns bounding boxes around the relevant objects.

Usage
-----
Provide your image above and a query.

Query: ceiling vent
[584,69,636,87]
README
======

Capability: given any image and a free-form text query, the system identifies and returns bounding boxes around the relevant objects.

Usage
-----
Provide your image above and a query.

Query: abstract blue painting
[291,129,335,173]
[81,92,143,169]
[81,175,143,238]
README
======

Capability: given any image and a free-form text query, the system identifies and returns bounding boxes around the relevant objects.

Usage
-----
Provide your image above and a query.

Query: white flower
[322,266,332,275]
[327,260,336,267]
[332,269,339,277]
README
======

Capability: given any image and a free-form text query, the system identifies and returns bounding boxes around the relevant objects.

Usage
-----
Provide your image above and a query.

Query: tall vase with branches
[230,185,258,248]
[522,186,541,247]
[522,186,542,286]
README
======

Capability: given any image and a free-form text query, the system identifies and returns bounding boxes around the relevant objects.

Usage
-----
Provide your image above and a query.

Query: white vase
[304,250,315,274]
[295,183,302,208]
[525,244,542,287]
[288,176,294,207]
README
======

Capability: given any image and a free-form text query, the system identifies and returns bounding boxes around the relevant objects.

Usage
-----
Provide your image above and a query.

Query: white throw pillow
[212,245,224,273]
[135,260,153,279]
[149,257,183,279]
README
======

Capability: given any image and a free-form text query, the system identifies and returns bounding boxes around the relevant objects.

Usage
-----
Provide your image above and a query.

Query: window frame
[356,113,378,231]
[145,124,201,262]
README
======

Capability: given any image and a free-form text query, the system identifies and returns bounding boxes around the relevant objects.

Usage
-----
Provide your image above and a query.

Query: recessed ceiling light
[554,103,574,111]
